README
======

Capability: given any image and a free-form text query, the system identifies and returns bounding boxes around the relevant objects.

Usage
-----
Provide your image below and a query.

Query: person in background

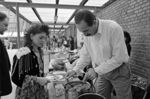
[11,24,50,99]
[112,30,132,96]
[68,36,74,50]
[4,37,10,49]
[124,31,131,56]
[62,36,69,48]
[66,10,132,99]
[0,12,12,98]
[9,42,13,49]
[51,35,57,49]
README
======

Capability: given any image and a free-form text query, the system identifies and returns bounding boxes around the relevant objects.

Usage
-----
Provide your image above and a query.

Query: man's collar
[97,18,102,34]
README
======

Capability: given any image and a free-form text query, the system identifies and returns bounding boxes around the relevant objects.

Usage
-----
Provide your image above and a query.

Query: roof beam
[33,22,74,25]
[54,0,59,24]
[66,0,88,24]
[0,2,101,10]
[58,0,88,34]
[1,3,32,24]
[26,0,44,23]
[53,0,59,32]
[49,27,65,29]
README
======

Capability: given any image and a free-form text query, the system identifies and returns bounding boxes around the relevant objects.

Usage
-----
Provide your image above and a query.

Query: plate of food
[53,71,66,75]
[46,74,64,81]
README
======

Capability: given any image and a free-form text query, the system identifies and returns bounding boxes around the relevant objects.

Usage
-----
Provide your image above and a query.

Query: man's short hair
[75,10,96,26]
[0,12,7,21]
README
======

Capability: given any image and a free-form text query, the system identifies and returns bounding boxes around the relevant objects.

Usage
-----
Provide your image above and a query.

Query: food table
[45,70,92,99]
[46,71,66,99]
[45,49,92,99]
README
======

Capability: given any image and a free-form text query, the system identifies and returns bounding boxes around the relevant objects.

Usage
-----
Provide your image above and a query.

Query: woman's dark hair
[75,10,96,26]
[24,24,49,47]
[0,12,7,21]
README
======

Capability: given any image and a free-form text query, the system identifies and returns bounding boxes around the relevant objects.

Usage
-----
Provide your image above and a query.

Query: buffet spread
[45,49,94,99]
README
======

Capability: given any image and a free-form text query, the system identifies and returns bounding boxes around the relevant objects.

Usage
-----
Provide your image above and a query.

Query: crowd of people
[1,9,148,99]
[50,35,75,52]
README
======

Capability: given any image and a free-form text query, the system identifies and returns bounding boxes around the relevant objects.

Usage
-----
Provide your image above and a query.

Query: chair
[77,93,106,99]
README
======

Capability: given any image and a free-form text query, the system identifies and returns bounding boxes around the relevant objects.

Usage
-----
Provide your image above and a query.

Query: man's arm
[95,22,129,75]
[73,43,91,73]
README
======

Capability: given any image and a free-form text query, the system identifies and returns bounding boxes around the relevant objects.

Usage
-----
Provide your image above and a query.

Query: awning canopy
[0,0,110,37]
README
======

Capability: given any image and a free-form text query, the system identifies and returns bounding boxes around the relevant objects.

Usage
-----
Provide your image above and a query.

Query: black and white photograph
[0,0,149,99]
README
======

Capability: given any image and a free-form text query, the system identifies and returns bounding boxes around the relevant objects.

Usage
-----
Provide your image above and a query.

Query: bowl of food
[65,81,91,93]
[64,81,92,99]
[50,59,66,71]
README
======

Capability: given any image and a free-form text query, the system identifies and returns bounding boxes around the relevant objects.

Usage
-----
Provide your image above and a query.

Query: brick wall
[96,0,150,78]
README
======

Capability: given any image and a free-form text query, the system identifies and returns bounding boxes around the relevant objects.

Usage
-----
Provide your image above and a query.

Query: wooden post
[16,3,20,48]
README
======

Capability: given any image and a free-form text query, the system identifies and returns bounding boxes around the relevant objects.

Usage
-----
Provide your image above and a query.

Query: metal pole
[16,3,20,48]
[0,2,101,10]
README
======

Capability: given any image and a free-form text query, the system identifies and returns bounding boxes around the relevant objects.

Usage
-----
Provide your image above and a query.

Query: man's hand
[36,77,50,86]
[83,68,98,81]
[65,70,76,79]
